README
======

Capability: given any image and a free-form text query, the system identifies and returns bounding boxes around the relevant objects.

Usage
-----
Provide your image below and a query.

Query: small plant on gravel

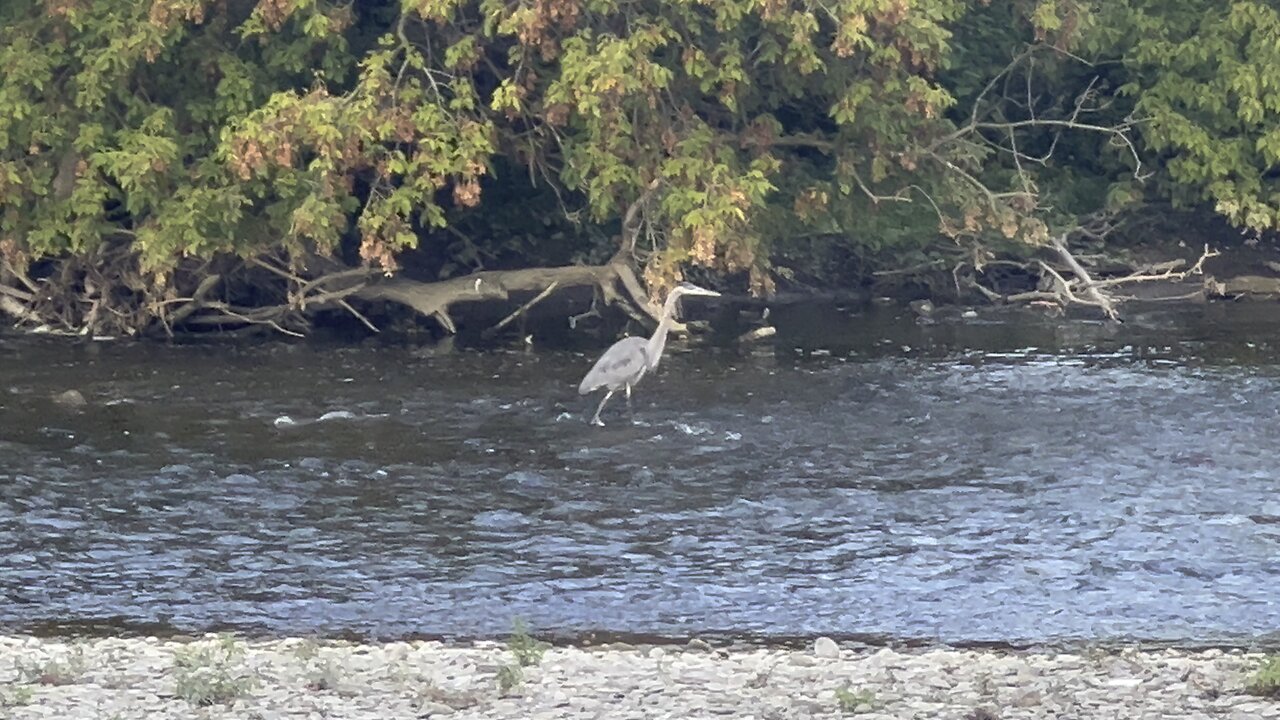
[173,634,258,706]
[291,639,343,691]
[493,618,548,695]
[17,643,88,685]
[1246,655,1280,698]
[495,663,524,694]
[1083,646,1111,667]
[834,684,876,714]
[293,639,322,662]
[303,655,344,691]
[0,684,34,707]
[507,618,550,667]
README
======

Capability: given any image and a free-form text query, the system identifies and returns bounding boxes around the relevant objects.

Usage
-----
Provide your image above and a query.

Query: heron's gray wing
[578,337,649,394]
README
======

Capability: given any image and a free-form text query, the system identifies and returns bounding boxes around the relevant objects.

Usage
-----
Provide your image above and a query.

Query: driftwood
[0,173,679,338]
[348,260,662,334]
[332,186,667,336]
[482,280,560,339]
[1206,275,1280,298]
[967,234,1220,320]
[736,326,777,344]
[139,253,665,338]
[1049,235,1118,319]
[0,295,40,325]
[357,264,607,332]
[165,274,222,327]
[141,183,670,338]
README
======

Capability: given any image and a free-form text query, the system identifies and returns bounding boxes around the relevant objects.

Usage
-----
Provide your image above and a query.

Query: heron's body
[578,336,651,395]
[578,282,719,426]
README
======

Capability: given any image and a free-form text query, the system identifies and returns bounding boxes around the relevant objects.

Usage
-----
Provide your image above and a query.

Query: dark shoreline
[10,618,1280,654]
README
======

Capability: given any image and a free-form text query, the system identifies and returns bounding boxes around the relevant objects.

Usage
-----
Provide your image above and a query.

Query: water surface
[2,302,1280,645]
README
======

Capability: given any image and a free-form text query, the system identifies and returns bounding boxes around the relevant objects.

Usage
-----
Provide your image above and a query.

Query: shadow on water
[3,301,1280,646]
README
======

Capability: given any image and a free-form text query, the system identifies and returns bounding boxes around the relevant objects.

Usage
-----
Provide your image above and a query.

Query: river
[2,301,1279,647]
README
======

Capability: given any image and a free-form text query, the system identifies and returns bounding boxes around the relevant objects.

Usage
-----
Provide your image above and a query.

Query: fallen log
[350,261,661,334]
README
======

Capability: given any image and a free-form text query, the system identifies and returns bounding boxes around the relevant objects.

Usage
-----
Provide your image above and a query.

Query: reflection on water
[2,302,1280,644]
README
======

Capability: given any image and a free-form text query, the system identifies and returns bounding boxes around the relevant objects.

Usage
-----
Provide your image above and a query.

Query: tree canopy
[0,0,1274,336]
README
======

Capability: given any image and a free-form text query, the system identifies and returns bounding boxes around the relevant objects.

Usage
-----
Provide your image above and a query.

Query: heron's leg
[625,384,634,419]
[590,389,615,426]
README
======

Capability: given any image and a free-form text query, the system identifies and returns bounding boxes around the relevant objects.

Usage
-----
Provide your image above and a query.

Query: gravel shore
[0,635,1276,719]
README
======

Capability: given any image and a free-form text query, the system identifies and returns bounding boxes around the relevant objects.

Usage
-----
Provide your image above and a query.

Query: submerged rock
[51,389,87,408]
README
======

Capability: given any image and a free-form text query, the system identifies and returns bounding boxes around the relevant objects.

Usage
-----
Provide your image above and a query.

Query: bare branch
[1049,235,1119,319]
[850,166,911,205]
[975,119,1147,180]
[1,258,40,294]
[0,284,34,302]
[620,178,662,258]
[1089,244,1219,288]
[0,295,42,325]
[611,263,664,324]
[932,43,1151,197]
[964,238,1218,318]
[337,298,380,333]
[166,274,223,328]
[483,280,559,339]
[189,302,307,337]
[568,292,601,329]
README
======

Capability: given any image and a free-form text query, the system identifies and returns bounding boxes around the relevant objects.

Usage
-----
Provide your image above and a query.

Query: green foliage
[1246,655,1280,698]
[493,618,548,694]
[495,663,524,693]
[172,634,258,706]
[0,0,1274,325]
[16,644,88,686]
[834,683,877,713]
[0,0,1030,294]
[507,618,550,667]
[292,639,344,691]
[0,684,33,708]
[1102,1,1280,234]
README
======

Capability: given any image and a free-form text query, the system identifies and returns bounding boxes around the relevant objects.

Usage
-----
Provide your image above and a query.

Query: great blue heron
[578,282,721,426]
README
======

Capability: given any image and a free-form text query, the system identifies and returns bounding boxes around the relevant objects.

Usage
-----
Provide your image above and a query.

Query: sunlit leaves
[7,0,1263,306]
[135,184,251,267]
[1116,0,1280,232]
[0,0,361,275]
[0,0,1032,295]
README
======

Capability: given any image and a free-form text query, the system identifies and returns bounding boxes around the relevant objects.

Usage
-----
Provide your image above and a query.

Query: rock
[686,639,713,653]
[813,637,840,659]
[909,299,934,317]
[1010,688,1042,707]
[0,635,1263,719]
[52,389,87,408]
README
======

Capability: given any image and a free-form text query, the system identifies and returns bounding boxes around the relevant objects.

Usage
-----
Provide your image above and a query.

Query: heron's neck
[645,294,682,370]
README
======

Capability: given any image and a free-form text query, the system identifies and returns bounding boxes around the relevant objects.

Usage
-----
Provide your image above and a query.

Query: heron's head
[669,282,721,301]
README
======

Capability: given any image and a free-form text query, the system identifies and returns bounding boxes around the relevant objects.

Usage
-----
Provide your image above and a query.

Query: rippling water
[3,302,1280,644]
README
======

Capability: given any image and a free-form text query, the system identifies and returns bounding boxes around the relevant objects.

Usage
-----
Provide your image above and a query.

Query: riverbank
[0,635,1276,719]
